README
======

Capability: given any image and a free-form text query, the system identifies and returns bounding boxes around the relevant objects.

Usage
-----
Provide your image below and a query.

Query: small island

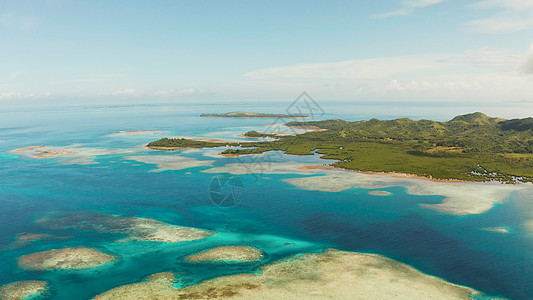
[200,112,308,118]
[148,113,533,183]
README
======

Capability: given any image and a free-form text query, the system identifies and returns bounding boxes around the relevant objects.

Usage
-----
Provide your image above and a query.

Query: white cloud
[466,0,533,33]
[471,0,533,10]
[522,44,533,75]
[109,89,141,97]
[50,73,121,84]
[439,48,522,70]
[0,92,23,100]
[102,88,209,98]
[7,72,23,80]
[151,88,209,97]
[374,0,447,19]
[0,91,50,101]
[241,46,533,101]
[244,56,438,80]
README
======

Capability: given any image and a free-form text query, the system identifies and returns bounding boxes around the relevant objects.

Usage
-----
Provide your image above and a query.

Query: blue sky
[1,0,533,106]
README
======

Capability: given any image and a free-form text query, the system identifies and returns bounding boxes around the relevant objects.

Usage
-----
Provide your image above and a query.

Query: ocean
[0,101,532,299]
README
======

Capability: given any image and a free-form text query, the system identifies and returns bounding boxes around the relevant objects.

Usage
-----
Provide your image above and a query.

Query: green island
[200,112,308,118]
[148,112,533,183]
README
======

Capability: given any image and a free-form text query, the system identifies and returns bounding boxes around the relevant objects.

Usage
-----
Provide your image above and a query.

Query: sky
[1,0,533,108]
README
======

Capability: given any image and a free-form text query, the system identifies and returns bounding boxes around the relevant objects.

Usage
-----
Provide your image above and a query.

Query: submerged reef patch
[0,280,48,300]
[37,212,215,243]
[17,247,115,270]
[94,249,479,299]
[2,233,69,250]
[368,190,392,196]
[284,170,528,215]
[124,155,214,172]
[186,246,264,263]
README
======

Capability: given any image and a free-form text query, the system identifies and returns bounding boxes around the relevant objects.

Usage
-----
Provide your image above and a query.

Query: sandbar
[94,249,479,300]
[513,190,533,235]
[283,169,528,215]
[37,212,215,243]
[202,162,317,175]
[109,130,163,136]
[18,247,115,270]
[0,280,48,300]
[203,160,528,215]
[235,134,261,139]
[124,155,214,172]
[483,227,511,234]
[11,145,145,165]
[13,145,45,152]
[526,220,533,234]
[13,145,77,158]
[368,190,392,196]
[186,246,264,263]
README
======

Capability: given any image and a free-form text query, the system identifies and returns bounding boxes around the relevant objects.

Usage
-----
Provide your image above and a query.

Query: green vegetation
[500,117,533,132]
[149,112,533,183]
[200,112,308,118]
[242,130,276,138]
[147,138,241,148]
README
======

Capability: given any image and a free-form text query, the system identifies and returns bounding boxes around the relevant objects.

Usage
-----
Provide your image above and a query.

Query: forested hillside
[149,113,533,182]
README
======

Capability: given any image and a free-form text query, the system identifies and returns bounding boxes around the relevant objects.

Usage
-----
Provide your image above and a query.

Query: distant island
[148,112,533,183]
[200,112,309,118]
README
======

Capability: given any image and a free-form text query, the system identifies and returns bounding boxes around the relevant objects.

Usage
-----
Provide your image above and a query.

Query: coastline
[202,115,310,119]
[286,125,328,132]
[147,146,195,150]
[297,165,478,183]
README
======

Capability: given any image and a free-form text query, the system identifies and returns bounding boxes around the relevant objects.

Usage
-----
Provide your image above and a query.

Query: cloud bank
[466,0,533,33]
[522,44,533,75]
[374,0,447,19]
[242,46,533,101]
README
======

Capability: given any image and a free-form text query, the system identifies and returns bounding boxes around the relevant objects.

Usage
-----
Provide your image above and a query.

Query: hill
[148,113,533,182]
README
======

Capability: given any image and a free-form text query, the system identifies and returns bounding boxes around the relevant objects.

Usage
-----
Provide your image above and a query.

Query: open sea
[0,101,532,299]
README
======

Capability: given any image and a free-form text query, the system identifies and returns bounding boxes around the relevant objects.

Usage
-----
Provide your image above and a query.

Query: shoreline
[235,133,260,139]
[286,125,328,132]
[297,165,480,183]
[202,115,310,119]
[147,146,196,150]
[111,130,161,135]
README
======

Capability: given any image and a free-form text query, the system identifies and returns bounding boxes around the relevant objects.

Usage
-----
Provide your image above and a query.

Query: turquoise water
[0,103,532,299]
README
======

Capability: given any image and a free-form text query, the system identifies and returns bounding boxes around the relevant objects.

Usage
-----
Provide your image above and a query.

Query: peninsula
[148,113,533,183]
[200,112,308,118]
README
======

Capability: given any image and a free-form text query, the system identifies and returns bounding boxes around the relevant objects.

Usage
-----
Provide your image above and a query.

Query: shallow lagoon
[1,103,532,299]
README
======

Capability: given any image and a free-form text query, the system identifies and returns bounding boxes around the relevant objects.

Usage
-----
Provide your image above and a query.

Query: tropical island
[148,112,533,183]
[200,112,308,118]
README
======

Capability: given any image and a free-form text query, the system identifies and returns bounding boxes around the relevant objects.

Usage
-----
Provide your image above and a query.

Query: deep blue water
[0,103,532,299]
